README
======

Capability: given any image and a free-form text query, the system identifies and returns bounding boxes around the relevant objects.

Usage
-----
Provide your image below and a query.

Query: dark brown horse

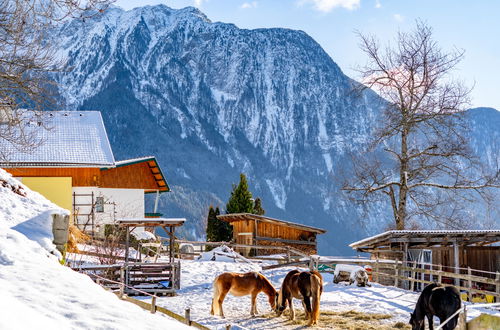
[210,271,277,318]
[276,269,323,326]
[410,283,461,330]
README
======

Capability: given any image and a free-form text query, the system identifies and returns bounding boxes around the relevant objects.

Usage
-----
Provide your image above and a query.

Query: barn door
[408,249,433,291]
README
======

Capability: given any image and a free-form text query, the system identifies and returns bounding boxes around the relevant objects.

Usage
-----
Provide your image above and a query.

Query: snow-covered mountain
[51,5,498,254]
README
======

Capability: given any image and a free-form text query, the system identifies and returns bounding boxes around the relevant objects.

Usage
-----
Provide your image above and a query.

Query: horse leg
[427,314,434,330]
[288,298,295,320]
[301,300,310,320]
[251,292,258,316]
[218,290,229,318]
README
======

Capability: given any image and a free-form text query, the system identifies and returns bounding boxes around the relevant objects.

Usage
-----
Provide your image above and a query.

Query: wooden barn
[350,230,500,282]
[0,111,170,238]
[217,213,326,256]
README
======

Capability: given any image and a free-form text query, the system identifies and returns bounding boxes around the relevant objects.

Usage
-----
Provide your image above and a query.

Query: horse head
[275,288,287,316]
[409,312,424,330]
[268,289,278,311]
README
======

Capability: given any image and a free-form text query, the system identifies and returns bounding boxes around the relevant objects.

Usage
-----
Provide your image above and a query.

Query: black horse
[409,283,461,330]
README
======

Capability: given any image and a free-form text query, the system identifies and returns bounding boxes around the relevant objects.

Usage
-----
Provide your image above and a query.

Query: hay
[263,309,411,329]
[67,225,90,253]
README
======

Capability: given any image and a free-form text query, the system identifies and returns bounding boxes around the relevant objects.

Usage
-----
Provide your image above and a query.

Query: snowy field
[150,259,416,329]
[147,252,500,330]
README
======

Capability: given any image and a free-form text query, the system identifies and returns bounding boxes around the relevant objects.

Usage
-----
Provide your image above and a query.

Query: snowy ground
[0,169,190,330]
[148,256,500,330]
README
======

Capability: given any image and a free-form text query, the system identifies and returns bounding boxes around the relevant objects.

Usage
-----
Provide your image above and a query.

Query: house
[349,230,500,285]
[217,213,326,256]
[0,111,170,238]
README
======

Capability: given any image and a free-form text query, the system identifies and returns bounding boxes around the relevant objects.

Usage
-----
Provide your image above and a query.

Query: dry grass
[261,310,411,329]
[67,225,90,253]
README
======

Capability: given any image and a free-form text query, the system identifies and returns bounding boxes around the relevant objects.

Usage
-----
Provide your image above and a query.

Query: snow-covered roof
[115,156,155,167]
[0,111,115,167]
[350,229,500,251]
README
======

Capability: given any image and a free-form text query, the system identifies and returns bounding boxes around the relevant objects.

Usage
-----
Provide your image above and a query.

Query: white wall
[73,187,145,236]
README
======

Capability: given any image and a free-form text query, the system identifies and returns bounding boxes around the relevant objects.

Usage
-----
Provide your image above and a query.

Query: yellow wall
[19,177,72,212]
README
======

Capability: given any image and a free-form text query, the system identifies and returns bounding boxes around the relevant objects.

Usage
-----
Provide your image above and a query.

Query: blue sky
[115,0,500,110]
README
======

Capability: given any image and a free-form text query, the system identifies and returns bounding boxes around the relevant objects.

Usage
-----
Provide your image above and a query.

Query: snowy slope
[0,169,190,330]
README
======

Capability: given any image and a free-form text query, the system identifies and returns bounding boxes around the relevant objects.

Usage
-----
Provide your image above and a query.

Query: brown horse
[210,271,278,318]
[276,269,323,326]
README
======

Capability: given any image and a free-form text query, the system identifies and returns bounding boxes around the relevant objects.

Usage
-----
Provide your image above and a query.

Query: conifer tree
[226,173,255,214]
[253,197,265,215]
[206,206,219,242]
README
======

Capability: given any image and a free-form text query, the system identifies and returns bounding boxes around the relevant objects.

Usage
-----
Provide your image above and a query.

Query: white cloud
[194,0,206,7]
[375,0,381,9]
[393,13,404,22]
[241,1,258,9]
[299,0,360,12]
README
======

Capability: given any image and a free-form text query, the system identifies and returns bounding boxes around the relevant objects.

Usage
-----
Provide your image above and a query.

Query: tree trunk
[396,126,409,229]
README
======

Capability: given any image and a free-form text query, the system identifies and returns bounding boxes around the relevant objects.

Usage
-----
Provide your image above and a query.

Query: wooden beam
[454,240,459,286]
[255,236,316,246]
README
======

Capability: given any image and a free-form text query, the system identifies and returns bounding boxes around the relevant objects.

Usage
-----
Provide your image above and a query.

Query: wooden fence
[320,259,500,302]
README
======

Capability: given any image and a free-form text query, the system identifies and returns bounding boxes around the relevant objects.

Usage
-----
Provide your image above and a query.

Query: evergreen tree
[253,197,265,215]
[206,206,219,242]
[226,173,255,214]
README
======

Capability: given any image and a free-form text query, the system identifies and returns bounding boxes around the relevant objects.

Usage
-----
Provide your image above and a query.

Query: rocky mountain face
[51,5,498,254]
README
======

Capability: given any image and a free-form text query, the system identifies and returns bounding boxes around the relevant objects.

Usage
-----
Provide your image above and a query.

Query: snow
[0,111,115,167]
[146,258,500,329]
[0,168,190,329]
[197,245,254,263]
[131,230,157,241]
[333,264,365,276]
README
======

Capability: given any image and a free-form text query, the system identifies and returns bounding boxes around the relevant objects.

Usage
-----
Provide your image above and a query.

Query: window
[95,196,104,213]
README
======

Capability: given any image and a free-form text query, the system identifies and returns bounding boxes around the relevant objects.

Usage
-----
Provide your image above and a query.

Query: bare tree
[0,0,113,159]
[343,21,499,230]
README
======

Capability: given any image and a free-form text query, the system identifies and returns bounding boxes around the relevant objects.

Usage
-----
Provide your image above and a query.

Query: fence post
[410,261,416,292]
[438,265,443,284]
[375,259,379,284]
[286,249,291,263]
[496,272,500,303]
[459,307,467,330]
[119,266,125,298]
[467,267,473,302]
[150,296,157,314]
[394,261,399,287]
[185,308,191,325]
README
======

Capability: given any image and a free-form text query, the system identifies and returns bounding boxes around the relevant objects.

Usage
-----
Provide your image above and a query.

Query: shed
[217,213,326,256]
[117,218,185,295]
[350,230,500,283]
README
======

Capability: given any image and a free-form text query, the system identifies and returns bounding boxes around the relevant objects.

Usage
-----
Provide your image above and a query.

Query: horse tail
[310,273,322,325]
[211,275,220,315]
[298,272,315,316]
[303,295,312,314]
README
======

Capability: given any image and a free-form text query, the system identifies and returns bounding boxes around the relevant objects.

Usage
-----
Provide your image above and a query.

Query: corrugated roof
[0,111,115,167]
[350,229,500,250]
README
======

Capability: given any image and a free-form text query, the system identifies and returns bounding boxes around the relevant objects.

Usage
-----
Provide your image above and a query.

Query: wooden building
[217,213,326,256]
[350,230,500,282]
[0,111,170,238]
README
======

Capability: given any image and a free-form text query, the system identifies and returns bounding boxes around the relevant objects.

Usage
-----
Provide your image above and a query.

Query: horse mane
[258,273,276,297]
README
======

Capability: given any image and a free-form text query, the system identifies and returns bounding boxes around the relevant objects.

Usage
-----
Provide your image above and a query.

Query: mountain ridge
[51,5,498,254]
